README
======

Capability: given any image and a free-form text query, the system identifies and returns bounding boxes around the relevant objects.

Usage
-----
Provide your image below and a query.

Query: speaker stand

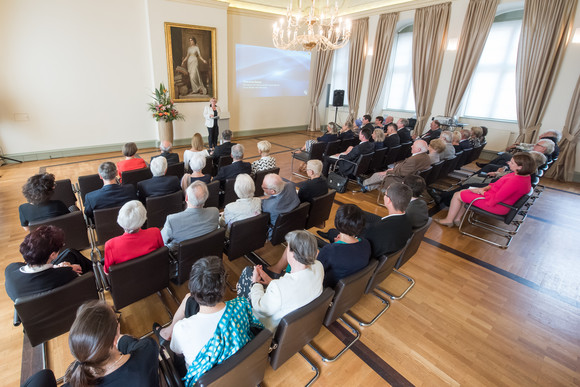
[334,106,339,125]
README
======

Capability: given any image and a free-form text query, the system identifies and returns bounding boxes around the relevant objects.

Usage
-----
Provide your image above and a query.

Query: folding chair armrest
[13,308,21,326]
[159,347,182,387]
[96,261,110,290]
[498,202,518,210]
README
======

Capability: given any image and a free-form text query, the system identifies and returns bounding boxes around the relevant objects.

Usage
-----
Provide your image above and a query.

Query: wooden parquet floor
[1,131,579,386]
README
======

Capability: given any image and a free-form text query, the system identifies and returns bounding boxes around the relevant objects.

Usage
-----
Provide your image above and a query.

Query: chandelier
[272,0,351,51]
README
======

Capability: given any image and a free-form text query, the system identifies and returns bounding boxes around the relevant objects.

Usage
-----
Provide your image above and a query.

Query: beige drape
[444,0,498,117]
[346,18,369,124]
[365,13,399,116]
[545,74,580,182]
[412,3,450,136]
[516,0,577,143]
[308,49,335,131]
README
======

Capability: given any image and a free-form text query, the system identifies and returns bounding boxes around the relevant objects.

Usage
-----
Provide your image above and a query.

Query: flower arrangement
[148,83,184,122]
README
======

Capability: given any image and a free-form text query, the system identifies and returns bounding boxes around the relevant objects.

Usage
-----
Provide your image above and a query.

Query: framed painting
[164,22,216,102]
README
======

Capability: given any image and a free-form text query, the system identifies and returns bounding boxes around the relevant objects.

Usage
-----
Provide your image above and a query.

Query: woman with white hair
[251,141,277,176]
[103,200,163,273]
[219,174,261,235]
[181,153,211,191]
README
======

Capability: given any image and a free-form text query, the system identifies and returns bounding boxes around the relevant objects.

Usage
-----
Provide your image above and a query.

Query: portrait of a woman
[181,37,207,96]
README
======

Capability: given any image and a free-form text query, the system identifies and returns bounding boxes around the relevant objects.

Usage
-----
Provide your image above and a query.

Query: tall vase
[157,120,174,144]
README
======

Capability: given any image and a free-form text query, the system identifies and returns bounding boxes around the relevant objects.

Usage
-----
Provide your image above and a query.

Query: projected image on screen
[236,44,311,98]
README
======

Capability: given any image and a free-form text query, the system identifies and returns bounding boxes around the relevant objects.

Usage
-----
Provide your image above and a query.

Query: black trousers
[207,124,219,149]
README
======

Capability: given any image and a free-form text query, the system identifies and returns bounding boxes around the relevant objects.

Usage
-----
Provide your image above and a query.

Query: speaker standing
[203,97,221,151]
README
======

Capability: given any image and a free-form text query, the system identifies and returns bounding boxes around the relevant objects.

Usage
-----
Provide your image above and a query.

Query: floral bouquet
[148,83,184,122]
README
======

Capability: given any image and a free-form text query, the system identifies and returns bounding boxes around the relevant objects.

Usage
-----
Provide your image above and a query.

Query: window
[327,42,350,106]
[383,24,415,112]
[461,10,523,121]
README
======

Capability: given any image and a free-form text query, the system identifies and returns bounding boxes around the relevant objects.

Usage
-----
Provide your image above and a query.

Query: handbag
[327,171,348,193]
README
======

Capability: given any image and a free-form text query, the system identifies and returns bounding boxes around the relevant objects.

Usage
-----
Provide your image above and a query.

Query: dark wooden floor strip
[327,322,415,387]
[423,237,580,309]
[545,186,580,196]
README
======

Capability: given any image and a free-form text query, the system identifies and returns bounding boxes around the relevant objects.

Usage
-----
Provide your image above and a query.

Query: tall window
[327,42,350,106]
[461,10,523,121]
[383,24,414,112]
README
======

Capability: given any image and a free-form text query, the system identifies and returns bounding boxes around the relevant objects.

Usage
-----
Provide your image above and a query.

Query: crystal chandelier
[272,0,351,51]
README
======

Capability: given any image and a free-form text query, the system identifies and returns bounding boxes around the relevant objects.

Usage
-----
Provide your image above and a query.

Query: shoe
[434,218,456,228]
[356,177,368,193]
[317,230,330,239]
[427,188,442,204]
[454,219,462,227]
[152,322,169,347]
[476,162,488,168]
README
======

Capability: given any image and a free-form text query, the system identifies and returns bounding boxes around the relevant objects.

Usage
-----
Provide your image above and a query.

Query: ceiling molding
[346,0,457,19]
[166,0,230,11]
[227,6,281,19]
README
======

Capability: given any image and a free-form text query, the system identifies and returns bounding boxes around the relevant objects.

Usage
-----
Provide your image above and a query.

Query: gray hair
[544,130,562,142]
[160,140,172,152]
[98,162,117,181]
[306,159,322,176]
[263,173,284,193]
[150,156,167,177]
[536,139,555,155]
[285,230,317,266]
[189,153,206,172]
[234,174,255,199]
[186,180,209,207]
[528,150,547,168]
[117,200,147,233]
[441,131,452,143]
[231,144,244,160]
[257,140,271,154]
[222,130,232,141]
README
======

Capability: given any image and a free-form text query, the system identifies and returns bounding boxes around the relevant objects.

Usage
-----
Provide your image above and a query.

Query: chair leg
[308,317,360,363]
[346,291,390,327]
[376,269,415,300]
[458,210,514,249]
[298,350,320,387]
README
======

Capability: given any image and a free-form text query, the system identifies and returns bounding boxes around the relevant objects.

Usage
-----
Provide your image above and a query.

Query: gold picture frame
[164,22,217,102]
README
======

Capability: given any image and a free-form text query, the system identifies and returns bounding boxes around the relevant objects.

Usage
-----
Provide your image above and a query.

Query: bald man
[261,173,300,236]
[151,140,180,165]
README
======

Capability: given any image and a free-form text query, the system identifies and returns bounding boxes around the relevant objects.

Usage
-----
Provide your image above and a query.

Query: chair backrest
[467,144,484,164]
[77,174,103,203]
[53,179,77,208]
[395,217,432,269]
[323,260,378,326]
[270,288,335,370]
[437,156,457,181]
[29,211,91,251]
[305,189,336,229]
[426,161,445,186]
[205,180,220,209]
[454,149,469,170]
[145,190,184,229]
[270,202,310,246]
[93,206,124,246]
[324,140,341,157]
[417,167,432,183]
[226,213,270,261]
[460,148,474,167]
[383,145,401,166]
[108,247,170,310]
[339,138,356,153]
[196,329,273,387]
[503,189,533,224]
[309,141,327,161]
[367,147,388,172]
[165,162,185,180]
[254,167,280,197]
[174,228,227,284]
[218,155,233,169]
[352,153,374,177]
[397,142,413,161]
[202,156,213,175]
[223,178,239,208]
[14,273,99,347]
[365,249,404,294]
[121,167,153,187]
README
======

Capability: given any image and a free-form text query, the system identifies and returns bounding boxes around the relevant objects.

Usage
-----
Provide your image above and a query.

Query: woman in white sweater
[203,97,221,151]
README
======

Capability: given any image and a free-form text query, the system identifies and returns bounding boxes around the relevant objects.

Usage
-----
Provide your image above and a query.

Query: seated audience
[338,121,355,140]
[161,181,218,253]
[428,138,446,164]
[64,300,159,386]
[184,133,209,172]
[104,200,163,273]
[211,130,236,165]
[154,257,263,385]
[261,173,300,235]
[237,230,324,331]
[418,120,442,143]
[375,116,384,130]
[181,153,211,191]
[384,115,394,126]
[435,153,535,227]
[117,142,147,180]
[322,127,374,177]
[19,173,69,229]
[384,123,401,149]
[396,118,413,143]
[219,174,261,235]
[301,122,339,154]
[5,225,93,301]
[297,160,328,203]
[478,138,555,173]
[458,129,472,151]
[452,130,463,152]
[470,126,484,148]
[251,140,277,176]
[151,140,179,165]
[22,370,57,387]
[439,131,456,160]
[510,130,561,160]
[360,114,375,132]
[137,156,181,203]
[372,129,386,150]
[403,175,429,230]
[83,162,137,221]
[213,144,251,187]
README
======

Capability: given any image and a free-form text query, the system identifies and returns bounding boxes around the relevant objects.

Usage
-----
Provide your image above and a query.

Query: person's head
[386,123,398,135]
[189,153,207,173]
[452,131,462,144]
[373,128,385,143]
[460,129,471,140]
[150,156,167,177]
[540,130,561,142]
[412,139,428,154]
[397,118,409,129]
[222,130,232,142]
[20,225,65,266]
[257,140,271,156]
[306,159,323,178]
[481,126,488,138]
[284,230,318,266]
[384,182,412,212]
[186,181,209,208]
[191,133,204,151]
[98,162,117,181]
[534,139,555,155]
[188,256,226,306]
[528,150,547,170]
[65,300,120,386]
[160,140,173,152]
[22,173,57,205]
[384,116,394,124]
[375,116,384,126]
[262,173,285,196]
[429,139,446,154]
[430,120,440,130]
[440,131,453,144]
[234,174,255,199]
[509,152,536,176]
[360,127,372,141]
[343,121,353,132]
[117,200,146,233]
[189,37,197,45]
[334,204,365,237]
[210,97,217,105]
[362,114,372,124]
[231,144,244,161]
[403,174,426,198]
[471,126,483,139]
[121,142,138,158]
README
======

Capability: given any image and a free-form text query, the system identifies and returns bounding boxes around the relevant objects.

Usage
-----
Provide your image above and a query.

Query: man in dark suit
[458,129,472,151]
[151,140,180,165]
[84,162,137,221]
[418,120,442,144]
[322,127,374,176]
[213,144,251,188]
[137,156,181,203]
[297,160,328,203]
[403,174,429,230]
[396,118,413,143]
[383,123,401,149]
[211,129,236,166]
